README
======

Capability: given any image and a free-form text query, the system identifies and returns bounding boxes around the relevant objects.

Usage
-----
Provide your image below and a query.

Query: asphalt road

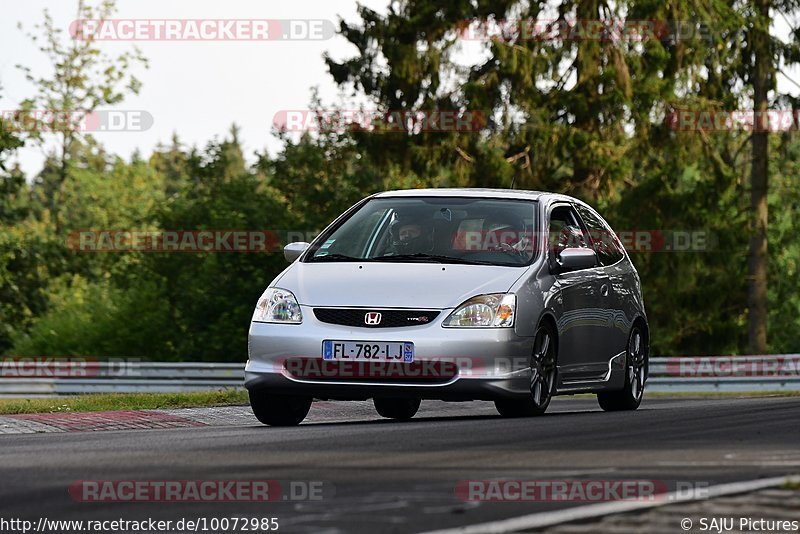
[1,396,799,533]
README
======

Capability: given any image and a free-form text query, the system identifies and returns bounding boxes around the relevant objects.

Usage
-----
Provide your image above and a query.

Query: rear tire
[495,322,557,417]
[249,390,312,426]
[597,324,647,412]
[374,397,420,420]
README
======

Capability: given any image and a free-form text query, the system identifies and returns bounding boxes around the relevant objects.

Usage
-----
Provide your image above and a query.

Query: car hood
[275,262,528,309]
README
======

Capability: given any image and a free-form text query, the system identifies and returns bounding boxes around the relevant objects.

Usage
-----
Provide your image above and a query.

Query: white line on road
[418,474,800,534]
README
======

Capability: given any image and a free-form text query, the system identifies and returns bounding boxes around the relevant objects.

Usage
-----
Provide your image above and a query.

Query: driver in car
[389,215,434,255]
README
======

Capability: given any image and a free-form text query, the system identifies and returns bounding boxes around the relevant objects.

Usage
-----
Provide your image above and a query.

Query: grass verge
[0,389,248,415]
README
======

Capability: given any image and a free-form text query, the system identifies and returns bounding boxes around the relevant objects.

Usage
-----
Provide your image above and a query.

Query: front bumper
[245,306,535,401]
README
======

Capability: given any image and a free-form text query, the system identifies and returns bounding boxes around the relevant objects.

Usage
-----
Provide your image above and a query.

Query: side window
[548,205,590,260]
[574,204,625,266]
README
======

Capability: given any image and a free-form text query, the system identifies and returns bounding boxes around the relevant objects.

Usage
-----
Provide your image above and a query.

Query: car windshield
[306,197,538,267]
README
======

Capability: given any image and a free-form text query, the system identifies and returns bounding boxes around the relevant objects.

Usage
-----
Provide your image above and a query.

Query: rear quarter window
[574,204,625,266]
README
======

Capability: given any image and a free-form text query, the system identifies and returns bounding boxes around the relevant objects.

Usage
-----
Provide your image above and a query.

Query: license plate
[322,340,414,362]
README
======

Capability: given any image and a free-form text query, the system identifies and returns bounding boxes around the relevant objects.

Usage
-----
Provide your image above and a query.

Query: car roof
[374,188,568,202]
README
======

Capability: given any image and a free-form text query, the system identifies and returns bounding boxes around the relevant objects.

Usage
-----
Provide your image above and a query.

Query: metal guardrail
[0,362,244,396]
[0,356,798,396]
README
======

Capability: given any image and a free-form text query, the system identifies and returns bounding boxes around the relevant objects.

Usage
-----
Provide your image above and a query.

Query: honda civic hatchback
[245,189,649,426]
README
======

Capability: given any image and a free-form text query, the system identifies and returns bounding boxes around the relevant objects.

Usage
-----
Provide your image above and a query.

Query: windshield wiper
[308,253,368,262]
[372,253,494,265]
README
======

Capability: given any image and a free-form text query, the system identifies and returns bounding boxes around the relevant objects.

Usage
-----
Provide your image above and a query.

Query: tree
[739,0,800,353]
[17,0,147,233]
[747,0,771,353]
[139,130,294,360]
[325,1,516,189]
[321,0,774,356]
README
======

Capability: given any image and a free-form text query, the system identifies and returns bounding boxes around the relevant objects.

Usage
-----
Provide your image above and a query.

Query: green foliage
[320,0,800,354]
[262,131,383,230]
[11,274,172,358]
[5,0,800,362]
[768,136,800,353]
[611,136,750,354]
[0,118,24,174]
[9,133,296,362]
[139,135,293,361]
[0,390,247,415]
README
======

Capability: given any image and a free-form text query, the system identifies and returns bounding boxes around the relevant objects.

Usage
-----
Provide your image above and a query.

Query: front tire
[374,397,421,420]
[249,390,312,426]
[495,322,557,417]
[597,324,647,412]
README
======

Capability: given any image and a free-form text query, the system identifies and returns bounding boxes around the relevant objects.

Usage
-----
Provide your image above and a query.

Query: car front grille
[313,308,441,328]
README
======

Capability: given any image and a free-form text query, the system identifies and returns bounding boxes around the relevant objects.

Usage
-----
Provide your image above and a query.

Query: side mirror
[284,242,310,263]
[557,247,597,272]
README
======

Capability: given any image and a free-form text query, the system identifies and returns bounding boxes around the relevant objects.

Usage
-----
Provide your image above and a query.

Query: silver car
[245,189,649,425]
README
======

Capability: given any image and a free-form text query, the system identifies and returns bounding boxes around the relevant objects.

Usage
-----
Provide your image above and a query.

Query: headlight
[252,288,302,323]
[443,293,516,328]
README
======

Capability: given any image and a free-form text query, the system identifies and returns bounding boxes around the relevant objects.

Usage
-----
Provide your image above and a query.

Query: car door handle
[600,283,609,297]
